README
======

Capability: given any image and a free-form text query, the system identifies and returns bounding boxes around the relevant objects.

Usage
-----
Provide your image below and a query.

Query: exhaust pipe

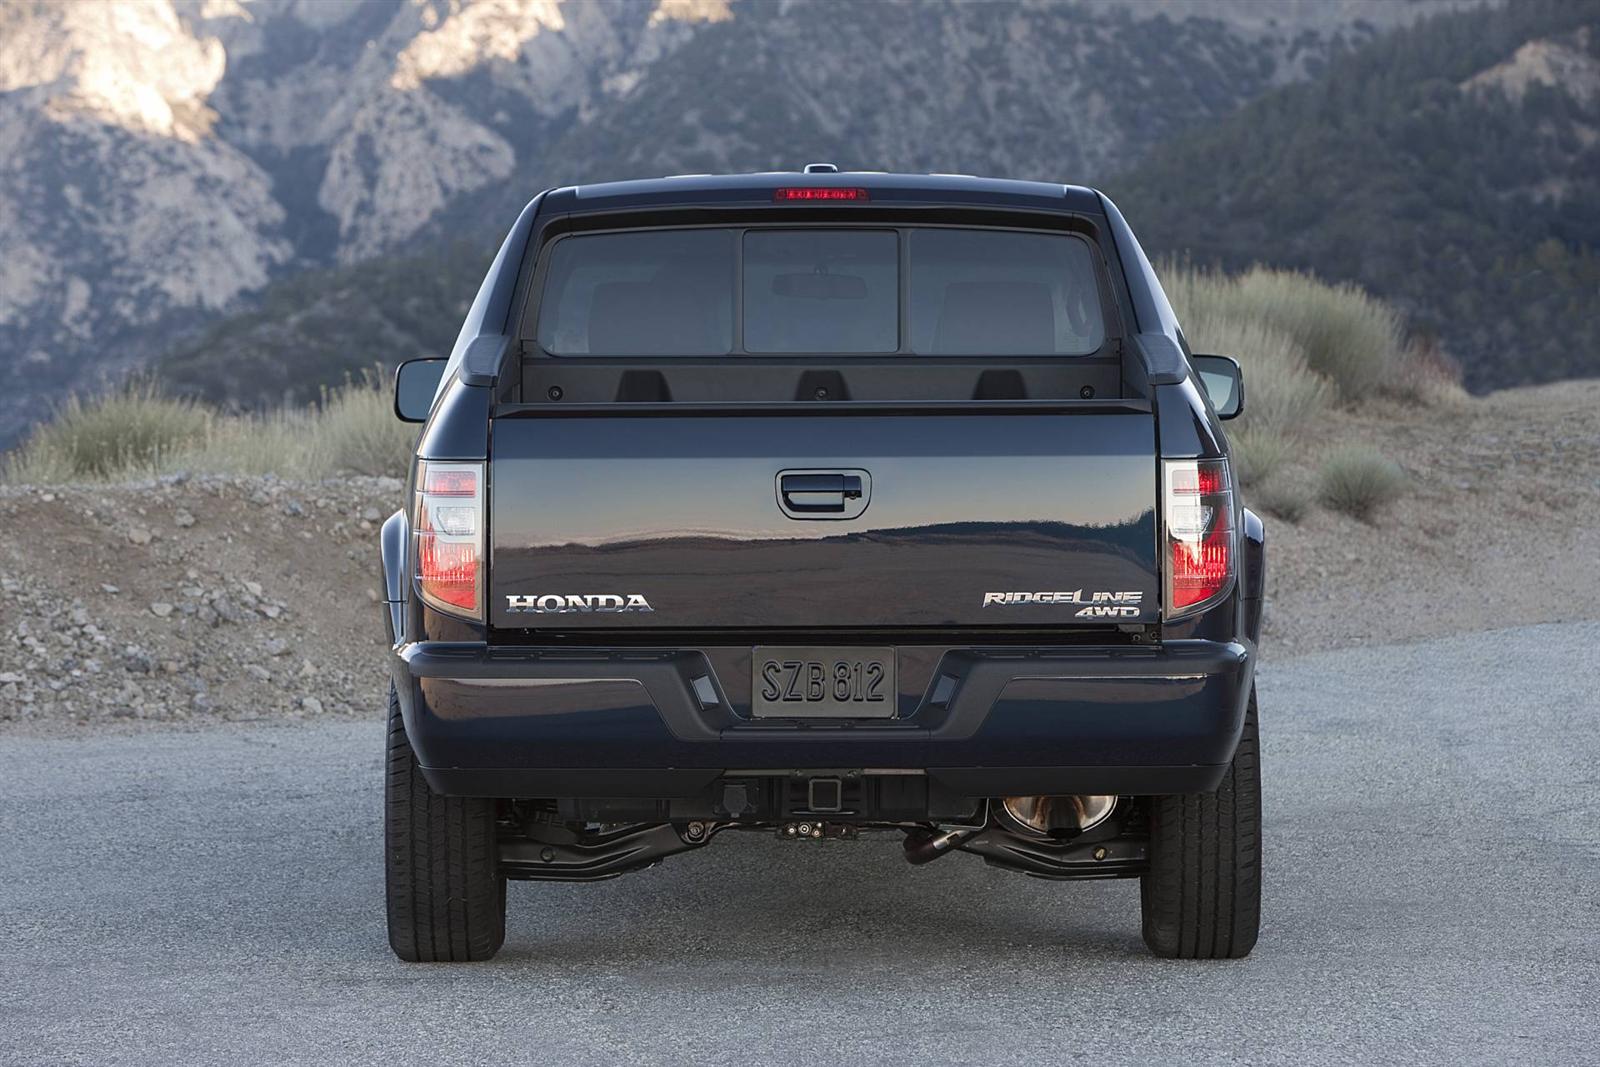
[997,795,1116,838]
[902,825,982,865]
[904,795,1117,866]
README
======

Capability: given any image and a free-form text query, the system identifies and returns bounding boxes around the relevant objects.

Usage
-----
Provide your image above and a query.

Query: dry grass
[1165,263,1334,487]
[1246,476,1310,523]
[1317,445,1408,521]
[4,384,211,483]
[1166,262,1420,404]
[5,268,1438,499]
[4,375,415,485]
[1227,267,1403,403]
[1229,425,1297,486]
[1162,262,1434,530]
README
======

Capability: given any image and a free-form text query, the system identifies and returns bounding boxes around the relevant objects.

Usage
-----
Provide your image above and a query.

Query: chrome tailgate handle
[777,469,870,519]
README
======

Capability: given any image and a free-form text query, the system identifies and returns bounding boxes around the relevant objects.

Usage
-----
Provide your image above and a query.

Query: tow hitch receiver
[778,821,860,841]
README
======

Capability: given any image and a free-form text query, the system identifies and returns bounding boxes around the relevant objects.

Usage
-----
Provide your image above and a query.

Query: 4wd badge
[983,590,1144,618]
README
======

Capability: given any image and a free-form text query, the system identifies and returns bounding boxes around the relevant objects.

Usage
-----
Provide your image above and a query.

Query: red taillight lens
[423,467,478,496]
[1164,458,1235,616]
[773,187,869,202]
[414,461,483,618]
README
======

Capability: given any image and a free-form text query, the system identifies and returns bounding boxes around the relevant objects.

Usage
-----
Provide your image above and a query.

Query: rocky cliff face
[0,0,1466,446]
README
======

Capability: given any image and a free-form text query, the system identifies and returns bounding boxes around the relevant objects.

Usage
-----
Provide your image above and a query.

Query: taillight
[414,461,483,618]
[1163,458,1235,618]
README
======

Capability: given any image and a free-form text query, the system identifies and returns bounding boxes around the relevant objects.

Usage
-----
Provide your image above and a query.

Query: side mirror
[1192,354,1244,420]
[394,358,448,423]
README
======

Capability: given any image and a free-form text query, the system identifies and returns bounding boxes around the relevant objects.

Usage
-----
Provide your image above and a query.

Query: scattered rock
[0,472,673,729]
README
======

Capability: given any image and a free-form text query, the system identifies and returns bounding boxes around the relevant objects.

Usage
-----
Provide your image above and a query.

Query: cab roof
[542,170,1105,216]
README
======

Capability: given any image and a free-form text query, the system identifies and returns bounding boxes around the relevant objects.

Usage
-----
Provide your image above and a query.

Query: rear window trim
[518,221,1125,360]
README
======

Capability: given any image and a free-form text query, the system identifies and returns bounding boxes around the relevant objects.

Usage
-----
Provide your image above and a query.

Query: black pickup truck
[381,168,1264,962]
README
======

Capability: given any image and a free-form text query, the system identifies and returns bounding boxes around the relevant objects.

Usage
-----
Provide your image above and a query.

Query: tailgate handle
[777,470,869,519]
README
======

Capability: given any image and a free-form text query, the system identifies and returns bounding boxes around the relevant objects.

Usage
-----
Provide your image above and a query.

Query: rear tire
[1140,687,1261,959]
[384,683,506,962]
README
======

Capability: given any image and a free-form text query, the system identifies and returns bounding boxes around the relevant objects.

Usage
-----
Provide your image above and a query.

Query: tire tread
[1140,689,1262,959]
[384,684,505,962]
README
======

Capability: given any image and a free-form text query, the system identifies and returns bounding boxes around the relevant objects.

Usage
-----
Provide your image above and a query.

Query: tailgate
[489,412,1158,630]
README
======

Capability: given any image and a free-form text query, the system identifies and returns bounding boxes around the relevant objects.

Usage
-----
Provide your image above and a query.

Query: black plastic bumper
[390,638,1254,799]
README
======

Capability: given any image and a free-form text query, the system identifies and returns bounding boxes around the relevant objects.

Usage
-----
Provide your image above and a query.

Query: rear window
[535,227,1106,356]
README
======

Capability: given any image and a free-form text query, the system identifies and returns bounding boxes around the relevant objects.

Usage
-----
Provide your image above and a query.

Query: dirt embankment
[0,476,401,731]
[1261,379,1600,655]
[2,380,1597,733]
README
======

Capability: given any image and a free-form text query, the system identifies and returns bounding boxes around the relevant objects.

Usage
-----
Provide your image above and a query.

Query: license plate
[751,647,896,719]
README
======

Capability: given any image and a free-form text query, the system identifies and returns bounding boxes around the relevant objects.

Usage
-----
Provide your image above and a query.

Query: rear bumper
[391,638,1255,799]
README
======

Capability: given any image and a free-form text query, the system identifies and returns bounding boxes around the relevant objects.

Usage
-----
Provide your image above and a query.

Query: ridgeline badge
[983,590,1144,618]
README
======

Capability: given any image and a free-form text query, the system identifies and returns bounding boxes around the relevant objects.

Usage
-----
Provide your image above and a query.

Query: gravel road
[3,622,1598,1066]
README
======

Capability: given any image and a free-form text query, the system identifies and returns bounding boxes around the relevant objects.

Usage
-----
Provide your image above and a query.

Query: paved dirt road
[3,622,1597,1066]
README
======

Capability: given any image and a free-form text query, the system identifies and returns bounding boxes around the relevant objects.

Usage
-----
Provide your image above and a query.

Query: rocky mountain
[1106,0,1600,392]
[0,0,1476,441]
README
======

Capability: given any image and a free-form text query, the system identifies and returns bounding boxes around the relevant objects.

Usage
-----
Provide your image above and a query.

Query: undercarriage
[497,788,1150,882]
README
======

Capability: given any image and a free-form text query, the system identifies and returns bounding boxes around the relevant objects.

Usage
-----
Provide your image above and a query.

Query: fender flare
[380,509,408,644]
[1241,507,1266,645]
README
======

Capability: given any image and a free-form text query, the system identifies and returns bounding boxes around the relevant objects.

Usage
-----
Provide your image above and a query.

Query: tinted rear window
[536,227,1105,356]
[536,229,734,356]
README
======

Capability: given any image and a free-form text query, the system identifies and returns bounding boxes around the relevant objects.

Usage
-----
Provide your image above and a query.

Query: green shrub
[1248,477,1309,523]
[1164,261,1408,405]
[1183,307,1332,438]
[1229,425,1295,487]
[5,384,210,482]
[1228,268,1405,403]
[1317,446,1407,521]
[1166,263,1333,483]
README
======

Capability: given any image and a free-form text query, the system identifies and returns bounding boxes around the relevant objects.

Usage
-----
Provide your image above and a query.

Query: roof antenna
[803,162,839,174]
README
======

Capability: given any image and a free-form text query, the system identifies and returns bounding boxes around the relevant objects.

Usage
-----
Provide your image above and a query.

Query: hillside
[4,379,1597,730]
[0,0,1468,442]
[1106,0,1600,392]
[147,0,1600,411]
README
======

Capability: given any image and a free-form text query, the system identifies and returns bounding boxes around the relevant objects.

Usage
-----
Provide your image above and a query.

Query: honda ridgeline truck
[382,168,1264,962]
